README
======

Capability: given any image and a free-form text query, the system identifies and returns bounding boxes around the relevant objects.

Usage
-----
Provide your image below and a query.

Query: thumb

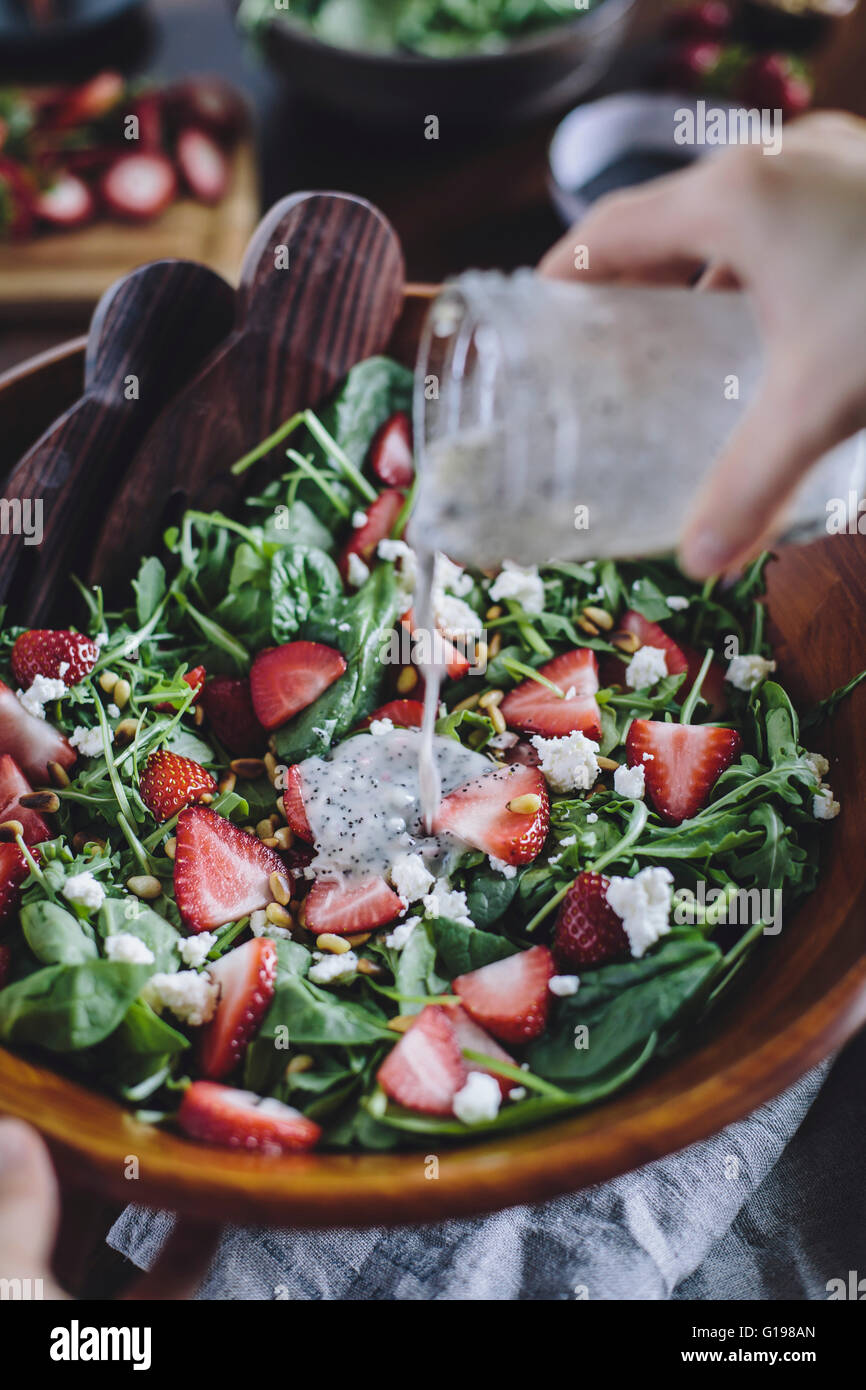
[0,1118,66,1296]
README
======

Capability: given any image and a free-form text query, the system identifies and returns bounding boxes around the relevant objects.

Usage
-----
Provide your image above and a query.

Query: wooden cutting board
[0,141,259,317]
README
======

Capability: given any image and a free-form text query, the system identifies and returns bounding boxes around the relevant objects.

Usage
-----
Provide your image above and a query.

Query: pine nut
[597,755,619,771]
[286,1054,314,1076]
[387,1015,415,1033]
[19,790,59,813]
[231,758,265,780]
[127,874,162,899]
[270,870,292,905]
[0,820,24,841]
[218,772,236,795]
[346,931,372,947]
[490,706,507,735]
[113,678,131,709]
[261,836,279,848]
[243,825,255,836]
[396,665,418,694]
[274,826,294,851]
[488,633,502,658]
[485,604,503,620]
[265,902,293,928]
[264,752,278,781]
[256,818,274,839]
[453,694,480,713]
[612,631,640,654]
[115,718,139,745]
[507,793,541,815]
[98,670,119,694]
[478,688,504,710]
[47,760,71,788]
[316,933,351,954]
[72,829,103,853]
[193,705,205,728]
[583,605,614,631]
[577,615,600,637]
[164,837,177,860]
[474,640,488,669]
[357,958,383,977]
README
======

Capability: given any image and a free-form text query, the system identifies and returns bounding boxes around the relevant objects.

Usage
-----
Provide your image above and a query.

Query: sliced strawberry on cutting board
[156,664,206,712]
[447,1004,517,1098]
[0,755,50,844]
[173,806,287,933]
[197,937,278,1080]
[358,699,424,730]
[453,945,555,1045]
[554,870,629,970]
[302,875,403,937]
[400,609,470,681]
[199,675,266,755]
[338,488,405,582]
[432,763,549,866]
[176,126,229,204]
[250,641,346,732]
[11,629,99,688]
[34,173,94,229]
[0,841,32,924]
[500,647,601,741]
[139,750,217,822]
[0,680,76,785]
[100,151,177,221]
[626,719,742,825]
[281,764,313,842]
[377,1005,467,1116]
[369,412,414,488]
[620,610,726,716]
[178,1081,321,1154]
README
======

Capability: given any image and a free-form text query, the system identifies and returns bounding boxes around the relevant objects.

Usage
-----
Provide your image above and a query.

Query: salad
[0,353,861,1156]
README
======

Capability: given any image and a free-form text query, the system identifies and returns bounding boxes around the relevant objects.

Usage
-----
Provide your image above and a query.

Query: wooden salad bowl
[0,285,864,1228]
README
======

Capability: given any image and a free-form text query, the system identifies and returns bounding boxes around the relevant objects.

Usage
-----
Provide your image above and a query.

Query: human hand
[539,112,866,578]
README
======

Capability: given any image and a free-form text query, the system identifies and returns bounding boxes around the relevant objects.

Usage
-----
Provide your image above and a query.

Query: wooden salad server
[88,191,406,597]
[0,260,236,625]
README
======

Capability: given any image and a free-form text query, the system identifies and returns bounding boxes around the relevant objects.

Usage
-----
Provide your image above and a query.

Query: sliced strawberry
[377,1004,467,1116]
[432,763,549,866]
[100,152,177,222]
[453,945,555,1045]
[401,609,470,681]
[500,648,601,741]
[338,488,405,582]
[0,842,31,924]
[50,71,124,129]
[174,806,287,933]
[250,641,346,732]
[302,875,402,937]
[156,665,206,712]
[0,680,76,785]
[358,699,424,730]
[199,675,266,756]
[0,755,50,845]
[130,90,163,149]
[178,1081,320,1154]
[281,764,313,842]
[11,629,99,689]
[197,937,278,1080]
[34,173,94,229]
[176,126,229,204]
[369,412,414,488]
[446,1004,516,1098]
[626,719,742,824]
[140,750,217,822]
[620,610,726,716]
[553,870,629,970]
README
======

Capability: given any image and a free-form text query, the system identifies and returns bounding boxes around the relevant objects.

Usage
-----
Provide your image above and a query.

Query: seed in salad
[261,836,279,848]
[0,820,24,841]
[265,902,293,928]
[356,958,382,977]
[387,1014,415,1033]
[346,931,372,947]
[488,632,502,657]
[164,836,177,860]
[583,605,614,630]
[193,705,205,727]
[316,933,352,954]
[490,705,507,735]
[478,689,504,710]
[597,755,619,771]
[453,693,480,713]
[19,790,60,813]
[115,718,138,745]
[256,818,274,840]
[576,614,600,637]
[269,870,292,905]
[218,771,237,795]
[286,1054,314,1076]
[474,639,488,669]
[612,630,641,654]
[264,752,278,782]
[485,604,503,620]
[127,874,162,900]
[113,678,131,709]
[274,825,294,851]
[231,757,265,780]
[47,760,71,788]
[98,669,119,693]
[507,793,542,815]
[396,665,418,694]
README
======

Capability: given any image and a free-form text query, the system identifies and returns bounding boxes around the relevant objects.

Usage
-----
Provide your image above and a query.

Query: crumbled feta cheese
[107,703,121,719]
[94,633,108,649]
[70,724,106,757]
[249,909,268,936]
[384,915,420,951]
[16,674,67,720]
[725,653,777,691]
[606,866,673,959]
[346,552,370,588]
[488,855,517,879]
[613,762,646,800]
[666,595,690,611]
[423,884,474,928]
[452,1071,501,1125]
[559,834,577,846]
[179,932,216,968]
[369,717,394,737]
[434,553,474,598]
[377,538,418,601]
[508,1087,527,1102]
[813,786,840,820]
[489,560,545,616]
[625,645,668,690]
[549,974,580,997]
[531,730,599,794]
[143,970,218,1026]
[390,852,435,904]
[309,951,359,984]
[351,509,368,528]
[434,591,484,640]
[804,751,830,780]
[585,813,598,824]
[104,933,154,965]
[62,871,106,912]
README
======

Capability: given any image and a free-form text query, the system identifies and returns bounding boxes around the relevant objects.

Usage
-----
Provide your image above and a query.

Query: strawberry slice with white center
[250,641,347,732]
[197,937,278,1080]
[34,173,94,229]
[447,1004,517,1097]
[0,680,76,784]
[400,609,470,680]
[100,151,177,221]
[11,629,99,688]
[0,755,50,844]
[338,488,405,582]
[139,750,217,822]
[178,1081,321,1154]
[173,805,288,933]
[176,126,229,204]
[358,699,424,730]
[620,610,727,716]
[369,412,414,488]
[377,1005,467,1116]
[453,944,555,1045]
[626,718,742,824]
[0,841,32,924]
[500,648,601,741]
[282,763,313,842]
[432,763,549,866]
[302,875,403,937]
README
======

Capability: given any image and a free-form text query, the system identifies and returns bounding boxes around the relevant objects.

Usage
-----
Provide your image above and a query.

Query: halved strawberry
[338,488,405,582]
[446,1004,516,1098]
[620,611,726,716]
[0,755,50,845]
[0,680,76,784]
[34,173,94,229]
[100,152,177,222]
[197,937,278,1080]
[199,675,266,755]
[11,629,99,689]
[176,126,229,204]
[377,1004,467,1116]
[178,1081,320,1154]
[174,806,287,933]
[139,750,217,822]
[156,664,206,712]
[302,876,402,937]
[400,609,470,681]
[369,412,414,488]
[0,841,31,924]
[358,699,424,730]
[500,648,601,741]
[281,764,313,842]
[626,719,742,824]
[432,763,549,866]
[553,870,629,970]
[250,641,346,732]
[453,945,555,1045]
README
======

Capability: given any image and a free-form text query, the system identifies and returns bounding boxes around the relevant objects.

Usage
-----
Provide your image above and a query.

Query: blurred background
[0,0,864,375]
